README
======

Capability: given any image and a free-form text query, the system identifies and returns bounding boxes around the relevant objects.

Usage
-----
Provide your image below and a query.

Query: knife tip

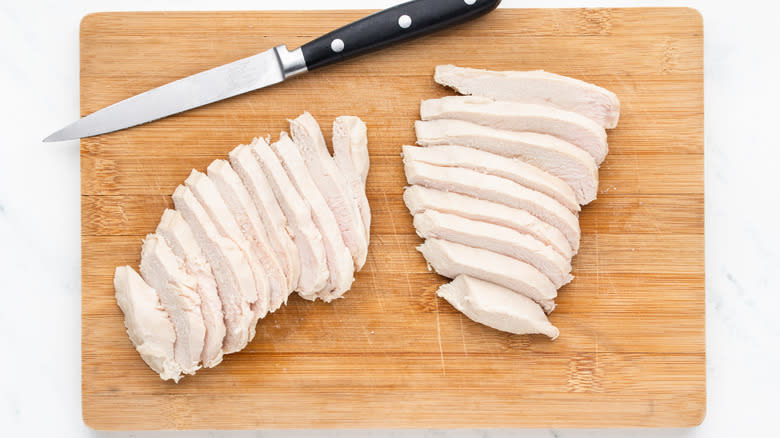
[43,129,71,143]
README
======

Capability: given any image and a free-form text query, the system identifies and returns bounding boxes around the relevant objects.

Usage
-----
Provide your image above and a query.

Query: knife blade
[45,0,501,142]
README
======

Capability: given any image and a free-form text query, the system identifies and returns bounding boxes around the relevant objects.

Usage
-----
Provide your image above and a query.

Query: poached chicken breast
[403,186,574,259]
[272,134,355,301]
[139,234,206,374]
[333,116,372,243]
[418,239,557,314]
[156,209,225,368]
[420,96,608,164]
[114,266,183,382]
[252,137,330,298]
[208,159,288,313]
[437,276,559,339]
[415,119,599,206]
[414,210,573,288]
[403,145,579,212]
[229,142,301,293]
[434,64,620,129]
[404,160,581,251]
[407,67,620,339]
[291,113,368,270]
[173,185,256,353]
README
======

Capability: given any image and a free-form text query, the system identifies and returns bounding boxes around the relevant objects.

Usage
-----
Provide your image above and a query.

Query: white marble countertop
[1,0,778,436]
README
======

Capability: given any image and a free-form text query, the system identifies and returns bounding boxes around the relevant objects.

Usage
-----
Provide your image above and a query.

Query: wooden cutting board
[81,8,704,430]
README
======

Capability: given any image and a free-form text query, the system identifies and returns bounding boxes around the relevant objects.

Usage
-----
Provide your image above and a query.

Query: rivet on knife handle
[300,0,502,71]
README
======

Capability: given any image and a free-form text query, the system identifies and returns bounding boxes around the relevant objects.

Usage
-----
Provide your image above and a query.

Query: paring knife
[45,0,501,142]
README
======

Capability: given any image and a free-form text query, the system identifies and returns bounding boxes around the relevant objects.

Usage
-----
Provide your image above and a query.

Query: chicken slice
[185,170,269,322]
[404,160,581,252]
[140,234,205,374]
[418,239,556,313]
[404,186,573,258]
[333,116,372,244]
[333,115,370,186]
[420,96,608,164]
[156,209,225,368]
[114,266,184,382]
[251,137,329,298]
[172,184,255,353]
[208,159,289,313]
[415,119,599,205]
[434,64,621,129]
[229,141,300,292]
[414,210,572,288]
[402,145,579,212]
[437,275,559,339]
[272,133,354,301]
[290,112,368,270]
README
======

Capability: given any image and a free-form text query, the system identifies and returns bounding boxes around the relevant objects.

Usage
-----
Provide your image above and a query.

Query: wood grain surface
[80,8,704,430]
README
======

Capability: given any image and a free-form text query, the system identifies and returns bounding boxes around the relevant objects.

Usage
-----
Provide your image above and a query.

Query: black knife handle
[300,0,501,71]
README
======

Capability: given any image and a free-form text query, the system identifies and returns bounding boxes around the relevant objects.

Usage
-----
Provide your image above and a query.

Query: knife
[45,0,501,142]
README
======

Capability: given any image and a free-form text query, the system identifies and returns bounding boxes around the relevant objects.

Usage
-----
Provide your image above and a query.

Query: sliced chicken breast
[333,116,370,186]
[402,145,579,212]
[140,234,205,374]
[172,184,255,353]
[437,275,559,339]
[156,209,225,368]
[415,119,599,205]
[185,170,269,322]
[333,116,372,243]
[418,239,556,313]
[208,159,288,313]
[434,64,621,129]
[251,137,329,298]
[291,112,368,270]
[114,266,183,382]
[272,134,354,301]
[404,186,573,258]
[420,96,608,164]
[229,141,300,293]
[414,210,573,288]
[404,160,581,252]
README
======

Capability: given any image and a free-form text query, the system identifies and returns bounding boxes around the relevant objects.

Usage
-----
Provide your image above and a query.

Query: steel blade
[44,45,306,142]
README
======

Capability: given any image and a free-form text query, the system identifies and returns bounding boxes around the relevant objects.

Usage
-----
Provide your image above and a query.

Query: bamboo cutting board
[81,8,704,430]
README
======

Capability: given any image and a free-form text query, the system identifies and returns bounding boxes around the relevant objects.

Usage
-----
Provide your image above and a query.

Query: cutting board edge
[80,8,705,430]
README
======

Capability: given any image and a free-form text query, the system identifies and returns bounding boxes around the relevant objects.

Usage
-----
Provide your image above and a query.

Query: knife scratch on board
[457,313,469,356]
[369,263,386,313]
[382,192,414,300]
[434,297,446,376]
